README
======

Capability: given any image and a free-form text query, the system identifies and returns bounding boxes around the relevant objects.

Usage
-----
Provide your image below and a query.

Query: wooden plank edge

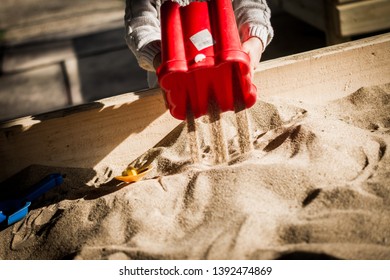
[255,32,390,103]
[0,87,179,181]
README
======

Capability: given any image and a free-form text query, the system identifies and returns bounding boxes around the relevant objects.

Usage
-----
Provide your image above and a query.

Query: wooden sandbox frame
[1,33,389,182]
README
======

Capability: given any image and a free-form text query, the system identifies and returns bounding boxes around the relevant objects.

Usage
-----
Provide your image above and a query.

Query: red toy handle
[157,0,257,120]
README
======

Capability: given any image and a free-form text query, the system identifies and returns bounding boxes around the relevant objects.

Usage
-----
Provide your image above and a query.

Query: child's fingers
[242,37,263,78]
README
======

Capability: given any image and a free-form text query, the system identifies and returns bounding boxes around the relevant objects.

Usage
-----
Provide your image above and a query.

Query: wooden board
[282,0,390,44]
[336,0,365,3]
[0,64,70,121]
[2,28,128,74]
[1,33,389,182]
[0,0,125,46]
[0,89,180,182]
[255,33,390,102]
[2,41,75,73]
[337,0,390,36]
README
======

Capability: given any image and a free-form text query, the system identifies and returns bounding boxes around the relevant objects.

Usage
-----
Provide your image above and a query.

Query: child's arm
[233,0,274,73]
[124,0,162,72]
[233,0,274,51]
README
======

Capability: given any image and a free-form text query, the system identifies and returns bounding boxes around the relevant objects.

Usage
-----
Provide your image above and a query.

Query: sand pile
[0,83,389,260]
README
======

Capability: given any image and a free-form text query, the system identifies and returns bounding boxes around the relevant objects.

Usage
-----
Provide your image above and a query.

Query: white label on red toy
[190,29,214,51]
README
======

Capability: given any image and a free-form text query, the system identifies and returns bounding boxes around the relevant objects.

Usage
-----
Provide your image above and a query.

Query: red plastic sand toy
[157,0,257,120]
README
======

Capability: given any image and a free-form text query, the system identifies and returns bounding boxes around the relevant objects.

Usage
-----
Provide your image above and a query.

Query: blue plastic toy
[0,173,63,226]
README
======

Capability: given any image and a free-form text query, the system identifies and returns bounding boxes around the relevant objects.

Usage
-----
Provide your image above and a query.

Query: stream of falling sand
[186,107,200,164]
[186,98,252,165]
[207,99,229,165]
[234,102,253,154]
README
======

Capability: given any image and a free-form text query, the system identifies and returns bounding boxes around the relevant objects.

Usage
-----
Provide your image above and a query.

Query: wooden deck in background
[281,0,390,44]
[0,0,125,46]
[0,1,148,121]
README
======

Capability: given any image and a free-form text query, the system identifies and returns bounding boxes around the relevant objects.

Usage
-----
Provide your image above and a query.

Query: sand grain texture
[1,83,389,260]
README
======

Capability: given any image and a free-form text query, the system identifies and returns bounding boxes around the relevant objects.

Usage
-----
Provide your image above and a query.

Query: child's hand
[242,37,263,78]
[153,52,162,71]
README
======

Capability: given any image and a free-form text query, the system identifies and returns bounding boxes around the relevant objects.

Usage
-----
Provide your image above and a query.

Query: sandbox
[0,33,389,259]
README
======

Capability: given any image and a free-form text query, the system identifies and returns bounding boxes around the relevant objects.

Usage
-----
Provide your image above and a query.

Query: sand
[0,83,389,260]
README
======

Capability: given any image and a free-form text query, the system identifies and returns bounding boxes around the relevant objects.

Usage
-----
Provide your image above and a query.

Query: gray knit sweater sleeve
[125,0,273,72]
[233,0,273,50]
[124,0,161,72]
